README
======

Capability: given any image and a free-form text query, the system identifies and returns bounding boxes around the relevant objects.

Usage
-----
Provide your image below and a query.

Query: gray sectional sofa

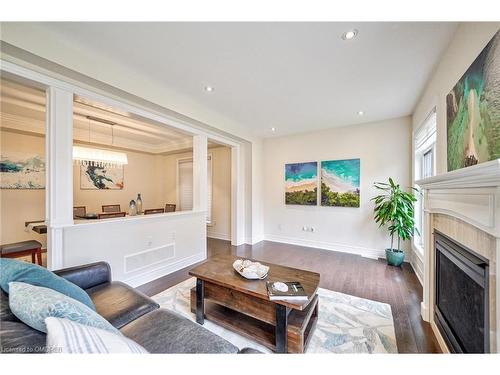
[0,261,252,354]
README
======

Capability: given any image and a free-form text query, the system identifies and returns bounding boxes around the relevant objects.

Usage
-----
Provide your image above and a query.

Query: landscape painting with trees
[284,161,318,205]
[447,30,500,171]
[321,158,360,207]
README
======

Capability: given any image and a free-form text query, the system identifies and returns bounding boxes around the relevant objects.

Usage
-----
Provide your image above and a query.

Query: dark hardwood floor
[137,238,440,353]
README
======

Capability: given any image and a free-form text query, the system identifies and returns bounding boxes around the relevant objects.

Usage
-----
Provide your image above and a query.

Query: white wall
[0,130,46,247]
[63,211,206,287]
[263,117,412,259]
[410,22,500,282]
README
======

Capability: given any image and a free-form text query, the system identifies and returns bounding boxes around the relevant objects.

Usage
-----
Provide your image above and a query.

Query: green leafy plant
[372,178,419,252]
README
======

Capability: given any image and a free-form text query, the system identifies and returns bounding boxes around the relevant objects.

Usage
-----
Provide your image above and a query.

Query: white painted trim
[1,59,246,255]
[410,250,424,286]
[246,236,264,245]
[45,87,74,270]
[69,210,206,230]
[126,251,206,288]
[416,159,500,189]
[264,234,389,260]
[231,145,245,246]
[207,232,231,241]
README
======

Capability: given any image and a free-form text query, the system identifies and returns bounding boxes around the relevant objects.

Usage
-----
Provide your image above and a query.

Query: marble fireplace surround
[416,159,500,353]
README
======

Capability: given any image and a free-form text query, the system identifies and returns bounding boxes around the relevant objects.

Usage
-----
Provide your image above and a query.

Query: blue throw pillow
[8,282,120,335]
[0,258,95,310]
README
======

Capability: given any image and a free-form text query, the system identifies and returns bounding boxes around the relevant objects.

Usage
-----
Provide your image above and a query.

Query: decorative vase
[385,249,405,267]
[129,200,137,216]
[136,193,143,214]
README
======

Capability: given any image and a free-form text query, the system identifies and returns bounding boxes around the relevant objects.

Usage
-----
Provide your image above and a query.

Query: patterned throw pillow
[0,258,95,310]
[8,282,119,334]
[45,317,148,354]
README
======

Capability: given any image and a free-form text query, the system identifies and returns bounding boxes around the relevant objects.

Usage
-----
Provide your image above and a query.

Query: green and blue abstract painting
[321,159,360,207]
[285,162,318,205]
[446,30,500,171]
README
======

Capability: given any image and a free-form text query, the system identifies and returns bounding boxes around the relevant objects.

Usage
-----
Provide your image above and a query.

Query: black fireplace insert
[434,230,489,353]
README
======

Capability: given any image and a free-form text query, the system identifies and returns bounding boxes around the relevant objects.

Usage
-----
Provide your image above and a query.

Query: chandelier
[73,116,128,168]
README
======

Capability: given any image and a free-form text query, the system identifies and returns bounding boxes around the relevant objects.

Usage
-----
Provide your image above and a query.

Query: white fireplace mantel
[416,159,500,353]
[416,159,500,238]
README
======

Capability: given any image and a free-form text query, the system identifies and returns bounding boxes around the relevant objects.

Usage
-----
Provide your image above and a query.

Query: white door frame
[1,59,246,268]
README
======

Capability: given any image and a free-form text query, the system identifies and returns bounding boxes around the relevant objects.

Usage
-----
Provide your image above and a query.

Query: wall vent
[124,243,175,273]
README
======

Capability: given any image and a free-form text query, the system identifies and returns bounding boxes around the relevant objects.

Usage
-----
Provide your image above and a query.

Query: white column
[421,189,432,322]
[46,87,73,270]
[231,145,245,246]
[192,135,208,213]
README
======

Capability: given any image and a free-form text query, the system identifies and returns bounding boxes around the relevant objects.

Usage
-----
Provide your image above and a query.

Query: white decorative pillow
[45,317,148,354]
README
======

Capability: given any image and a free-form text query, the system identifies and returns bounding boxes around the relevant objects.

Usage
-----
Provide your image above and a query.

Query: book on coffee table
[266,281,308,301]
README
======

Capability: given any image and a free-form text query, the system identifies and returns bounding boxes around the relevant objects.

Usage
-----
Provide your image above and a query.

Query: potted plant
[372,178,419,267]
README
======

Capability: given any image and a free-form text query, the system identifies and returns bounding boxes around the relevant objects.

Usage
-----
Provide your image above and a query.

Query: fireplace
[434,231,489,353]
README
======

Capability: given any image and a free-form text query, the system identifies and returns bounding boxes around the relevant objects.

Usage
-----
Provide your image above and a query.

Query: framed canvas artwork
[446,30,500,171]
[284,162,318,205]
[321,158,360,207]
[0,152,45,189]
[80,165,124,190]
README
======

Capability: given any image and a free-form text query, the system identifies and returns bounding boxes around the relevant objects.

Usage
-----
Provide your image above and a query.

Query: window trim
[413,107,437,254]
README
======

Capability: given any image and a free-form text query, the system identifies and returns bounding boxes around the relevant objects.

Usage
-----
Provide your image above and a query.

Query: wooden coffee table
[188,255,320,353]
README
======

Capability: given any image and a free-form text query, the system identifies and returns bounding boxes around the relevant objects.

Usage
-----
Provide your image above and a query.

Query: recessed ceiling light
[271,127,276,132]
[205,86,214,92]
[342,29,358,40]
[358,111,364,116]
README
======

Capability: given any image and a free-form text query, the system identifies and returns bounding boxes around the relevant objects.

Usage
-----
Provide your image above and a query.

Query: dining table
[24,221,47,234]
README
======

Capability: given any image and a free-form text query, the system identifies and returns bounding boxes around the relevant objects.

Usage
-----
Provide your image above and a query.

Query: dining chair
[102,204,121,213]
[98,212,126,219]
[73,206,87,219]
[144,208,165,215]
[165,204,176,212]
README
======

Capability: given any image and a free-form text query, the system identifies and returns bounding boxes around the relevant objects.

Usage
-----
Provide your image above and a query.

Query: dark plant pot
[385,248,405,267]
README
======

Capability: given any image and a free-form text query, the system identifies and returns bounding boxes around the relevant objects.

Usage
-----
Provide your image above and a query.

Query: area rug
[152,277,398,353]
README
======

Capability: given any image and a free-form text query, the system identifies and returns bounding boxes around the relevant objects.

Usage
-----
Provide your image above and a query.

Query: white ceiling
[34,22,458,138]
[0,78,207,154]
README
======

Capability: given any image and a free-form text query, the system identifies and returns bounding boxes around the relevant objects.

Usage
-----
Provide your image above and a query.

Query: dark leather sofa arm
[238,347,263,354]
[54,261,111,290]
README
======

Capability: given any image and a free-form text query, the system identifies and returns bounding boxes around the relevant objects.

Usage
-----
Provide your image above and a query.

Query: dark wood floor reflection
[137,238,440,353]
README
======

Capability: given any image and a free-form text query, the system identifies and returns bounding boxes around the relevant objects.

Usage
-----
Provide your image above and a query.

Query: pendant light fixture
[73,116,128,168]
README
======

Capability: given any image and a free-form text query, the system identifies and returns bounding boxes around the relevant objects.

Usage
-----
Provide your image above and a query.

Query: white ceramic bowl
[233,259,269,280]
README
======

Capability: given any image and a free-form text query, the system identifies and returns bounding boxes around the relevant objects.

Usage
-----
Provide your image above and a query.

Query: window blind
[177,156,213,223]
[178,159,193,211]
[415,109,437,150]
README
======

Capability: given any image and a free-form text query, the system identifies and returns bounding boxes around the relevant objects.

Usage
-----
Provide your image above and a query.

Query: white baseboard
[125,252,206,288]
[245,235,264,245]
[207,231,231,241]
[410,251,424,286]
[421,301,430,322]
[264,234,386,260]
